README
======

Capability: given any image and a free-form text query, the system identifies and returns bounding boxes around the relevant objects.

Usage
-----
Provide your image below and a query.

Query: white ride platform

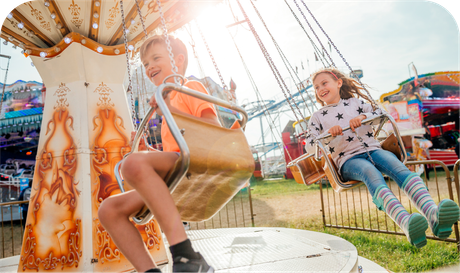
[0,227,388,272]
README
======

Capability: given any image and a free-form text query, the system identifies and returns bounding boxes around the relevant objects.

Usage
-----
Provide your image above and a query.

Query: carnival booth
[380,71,460,167]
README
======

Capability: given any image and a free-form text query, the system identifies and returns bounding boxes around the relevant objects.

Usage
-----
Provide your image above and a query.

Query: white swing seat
[314,114,407,193]
[116,83,254,224]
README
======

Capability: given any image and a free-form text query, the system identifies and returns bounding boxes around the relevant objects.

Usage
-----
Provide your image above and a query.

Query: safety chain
[156,0,180,84]
[120,0,138,128]
[283,0,330,68]
[354,132,376,165]
[134,0,148,37]
[292,0,335,68]
[300,0,378,110]
[136,67,154,146]
[236,0,306,133]
[249,0,316,115]
[195,20,230,93]
[228,29,293,162]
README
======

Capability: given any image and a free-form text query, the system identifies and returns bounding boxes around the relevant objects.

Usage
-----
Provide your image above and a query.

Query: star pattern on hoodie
[321,110,328,116]
[357,107,364,114]
[336,113,344,120]
[329,146,335,154]
[339,152,345,158]
[366,131,373,138]
[346,136,354,142]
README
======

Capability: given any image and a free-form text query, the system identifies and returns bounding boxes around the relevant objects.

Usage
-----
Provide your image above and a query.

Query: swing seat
[117,83,254,224]
[314,114,407,193]
[288,153,325,185]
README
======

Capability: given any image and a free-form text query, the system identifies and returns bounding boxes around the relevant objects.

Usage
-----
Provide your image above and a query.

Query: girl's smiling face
[313,72,342,105]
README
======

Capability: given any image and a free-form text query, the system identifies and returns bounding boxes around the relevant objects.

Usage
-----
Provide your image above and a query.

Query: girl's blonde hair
[312,67,375,108]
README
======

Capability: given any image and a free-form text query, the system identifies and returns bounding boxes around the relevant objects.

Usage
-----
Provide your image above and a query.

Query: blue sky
[1,0,459,146]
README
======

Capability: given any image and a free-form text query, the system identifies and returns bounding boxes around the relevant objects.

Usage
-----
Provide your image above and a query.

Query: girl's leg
[370,149,460,239]
[341,155,428,248]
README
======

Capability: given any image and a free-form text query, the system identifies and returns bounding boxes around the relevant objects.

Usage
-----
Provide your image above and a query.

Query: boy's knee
[98,198,120,226]
[121,154,145,181]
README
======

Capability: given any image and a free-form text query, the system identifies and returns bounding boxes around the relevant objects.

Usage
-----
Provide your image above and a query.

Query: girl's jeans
[340,149,413,196]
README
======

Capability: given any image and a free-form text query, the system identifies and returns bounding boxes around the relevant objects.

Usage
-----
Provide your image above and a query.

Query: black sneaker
[172,252,214,273]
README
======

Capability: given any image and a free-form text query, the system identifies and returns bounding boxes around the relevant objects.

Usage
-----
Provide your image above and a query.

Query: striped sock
[374,186,410,230]
[402,174,437,227]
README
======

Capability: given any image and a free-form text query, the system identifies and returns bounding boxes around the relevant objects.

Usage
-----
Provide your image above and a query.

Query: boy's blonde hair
[312,67,374,107]
[139,35,188,74]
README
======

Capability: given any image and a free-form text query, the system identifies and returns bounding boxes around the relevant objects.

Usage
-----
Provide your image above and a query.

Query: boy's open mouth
[150,71,160,79]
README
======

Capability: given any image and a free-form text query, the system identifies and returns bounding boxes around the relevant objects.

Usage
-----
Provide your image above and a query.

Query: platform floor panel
[187,227,358,272]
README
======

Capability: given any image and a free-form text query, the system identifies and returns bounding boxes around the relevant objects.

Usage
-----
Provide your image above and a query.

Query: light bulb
[50,13,56,19]
[31,62,34,67]
[40,52,47,58]
[2,40,7,46]
[7,13,13,19]
[95,1,100,7]
[93,12,99,19]
[81,39,86,44]
[8,36,14,41]
[131,19,136,25]
[54,47,61,53]
[25,49,31,54]
[92,23,98,29]
[29,31,34,37]
[44,0,50,7]
[125,29,130,34]
[17,22,24,29]
[21,50,24,54]
[64,37,72,44]
[114,49,120,54]
[56,23,62,29]
[97,47,103,53]
[128,45,134,51]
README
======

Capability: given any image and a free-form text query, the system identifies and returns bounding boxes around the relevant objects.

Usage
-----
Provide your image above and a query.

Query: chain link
[120,0,137,129]
[195,20,230,98]
[249,0,316,116]
[156,0,181,84]
[292,0,335,67]
[283,0,330,68]
[236,0,306,133]
[300,0,378,110]
[134,0,148,37]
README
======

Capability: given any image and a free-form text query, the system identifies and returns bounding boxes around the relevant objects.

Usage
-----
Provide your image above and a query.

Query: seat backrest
[166,111,254,222]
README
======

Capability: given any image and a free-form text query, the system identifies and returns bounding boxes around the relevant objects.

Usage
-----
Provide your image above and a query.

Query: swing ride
[0,0,447,272]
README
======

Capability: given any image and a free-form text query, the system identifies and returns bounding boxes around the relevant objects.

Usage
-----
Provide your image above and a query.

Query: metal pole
[260,116,266,173]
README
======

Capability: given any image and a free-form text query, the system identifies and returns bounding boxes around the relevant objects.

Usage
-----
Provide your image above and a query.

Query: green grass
[251,177,459,272]
[250,178,321,197]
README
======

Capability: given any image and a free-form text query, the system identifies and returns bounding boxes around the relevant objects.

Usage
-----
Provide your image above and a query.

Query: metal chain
[292,0,335,67]
[156,0,180,84]
[134,0,148,37]
[236,0,306,133]
[195,20,230,95]
[228,29,293,162]
[283,0,330,68]
[136,66,154,146]
[354,132,376,165]
[120,0,137,128]
[300,0,378,110]
[249,0,316,115]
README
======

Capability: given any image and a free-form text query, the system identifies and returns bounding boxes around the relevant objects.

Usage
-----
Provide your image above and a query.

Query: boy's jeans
[340,149,413,196]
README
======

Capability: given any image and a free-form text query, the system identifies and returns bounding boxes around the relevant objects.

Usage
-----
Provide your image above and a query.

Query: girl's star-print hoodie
[304,97,384,173]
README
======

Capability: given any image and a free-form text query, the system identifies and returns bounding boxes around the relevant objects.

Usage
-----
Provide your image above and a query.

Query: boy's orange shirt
[161,80,217,152]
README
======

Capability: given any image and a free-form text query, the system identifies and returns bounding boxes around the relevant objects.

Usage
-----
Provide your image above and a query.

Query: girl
[304,68,459,248]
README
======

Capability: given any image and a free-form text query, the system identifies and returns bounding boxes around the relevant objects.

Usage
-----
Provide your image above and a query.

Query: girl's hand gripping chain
[350,114,366,132]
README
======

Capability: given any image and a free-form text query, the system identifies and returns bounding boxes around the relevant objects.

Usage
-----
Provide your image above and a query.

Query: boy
[98,35,218,273]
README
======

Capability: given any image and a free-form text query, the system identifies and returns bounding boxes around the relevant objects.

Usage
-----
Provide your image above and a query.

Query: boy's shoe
[172,252,214,273]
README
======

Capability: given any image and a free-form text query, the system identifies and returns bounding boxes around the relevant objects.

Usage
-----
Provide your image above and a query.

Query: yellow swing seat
[116,83,255,224]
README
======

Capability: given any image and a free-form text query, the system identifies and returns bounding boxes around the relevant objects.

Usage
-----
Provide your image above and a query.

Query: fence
[188,184,256,230]
[319,160,460,251]
[0,184,256,258]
